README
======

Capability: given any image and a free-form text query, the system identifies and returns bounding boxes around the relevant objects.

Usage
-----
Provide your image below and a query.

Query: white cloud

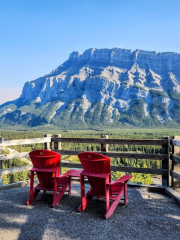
[0,88,22,105]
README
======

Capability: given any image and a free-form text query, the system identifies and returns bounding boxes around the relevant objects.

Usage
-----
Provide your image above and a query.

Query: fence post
[162,136,169,187]
[44,134,52,150]
[54,134,61,152]
[54,134,61,174]
[0,137,3,186]
[101,135,108,152]
[171,136,180,190]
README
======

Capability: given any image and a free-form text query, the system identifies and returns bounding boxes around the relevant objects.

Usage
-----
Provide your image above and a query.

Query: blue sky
[0,0,180,104]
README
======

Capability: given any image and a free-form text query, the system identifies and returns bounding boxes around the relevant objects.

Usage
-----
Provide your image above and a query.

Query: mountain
[1,47,180,129]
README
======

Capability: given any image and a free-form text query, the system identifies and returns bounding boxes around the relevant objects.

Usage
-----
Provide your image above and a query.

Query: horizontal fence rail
[60,161,168,176]
[0,134,170,188]
[170,154,180,164]
[54,149,169,160]
[51,137,167,146]
[0,137,51,147]
[0,152,29,161]
[171,139,180,147]
[170,170,180,182]
[0,165,33,176]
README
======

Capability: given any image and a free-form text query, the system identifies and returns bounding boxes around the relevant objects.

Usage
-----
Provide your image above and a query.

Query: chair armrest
[107,174,133,186]
[63,169,83,177]
[56,169,83,179]
[81,170,110,179]
[56,175,69,180]
[30,167,59,174]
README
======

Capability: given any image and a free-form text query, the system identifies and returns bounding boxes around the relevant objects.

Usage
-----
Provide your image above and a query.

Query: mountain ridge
[1,47,180,129]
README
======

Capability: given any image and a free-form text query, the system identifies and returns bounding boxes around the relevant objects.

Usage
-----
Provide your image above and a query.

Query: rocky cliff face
[1,47,180,129]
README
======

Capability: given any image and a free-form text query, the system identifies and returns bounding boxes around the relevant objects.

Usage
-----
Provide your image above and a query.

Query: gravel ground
[0,182,180,240]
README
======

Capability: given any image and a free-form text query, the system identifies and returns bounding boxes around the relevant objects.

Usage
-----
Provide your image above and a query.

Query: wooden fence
[170,136,180,189]
[0,134,170,188]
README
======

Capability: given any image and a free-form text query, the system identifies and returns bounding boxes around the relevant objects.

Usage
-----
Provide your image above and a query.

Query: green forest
[0,127,180,186]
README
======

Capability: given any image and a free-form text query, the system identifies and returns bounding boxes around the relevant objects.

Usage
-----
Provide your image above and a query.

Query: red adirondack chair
[27,149,71,208]
[78,152,133,219]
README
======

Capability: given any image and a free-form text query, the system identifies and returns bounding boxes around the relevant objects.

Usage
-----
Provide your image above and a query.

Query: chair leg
[104,188,124,219]
[78,175,86,212]
[27,189,40,205]
[124,182,128,205]
[52,181,69,208]
[53,176,58,203]
[27,171,40,205]
[105,185,110,213]
[78,175,93,212]
[69,177,72,196]
[78,195,93,212]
